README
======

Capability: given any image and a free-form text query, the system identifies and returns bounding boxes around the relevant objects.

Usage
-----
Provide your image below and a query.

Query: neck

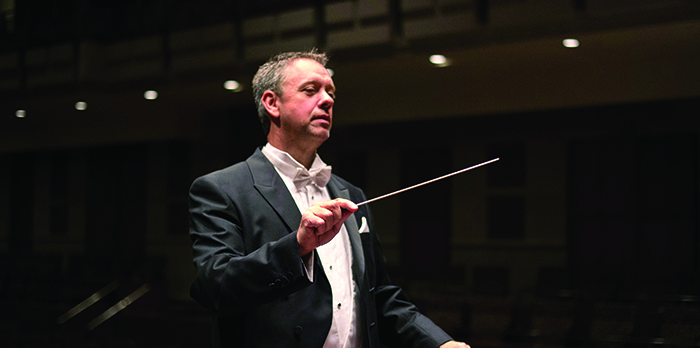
[268,135,319,169]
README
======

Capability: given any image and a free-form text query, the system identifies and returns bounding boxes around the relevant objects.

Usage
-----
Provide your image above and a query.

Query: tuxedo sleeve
[359,196,453,348]
[188,174,311,315]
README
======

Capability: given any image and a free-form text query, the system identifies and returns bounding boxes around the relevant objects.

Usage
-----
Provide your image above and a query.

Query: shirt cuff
[302,252,314,282]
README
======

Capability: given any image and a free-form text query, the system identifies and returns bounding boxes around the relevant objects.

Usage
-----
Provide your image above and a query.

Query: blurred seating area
[398,275,700,348]
[0,252,211,348]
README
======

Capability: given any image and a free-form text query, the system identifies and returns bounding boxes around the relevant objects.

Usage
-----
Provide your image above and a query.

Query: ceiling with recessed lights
[1,0,699,151]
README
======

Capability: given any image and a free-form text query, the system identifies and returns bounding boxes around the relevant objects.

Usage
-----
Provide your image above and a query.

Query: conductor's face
[277,58,336,143]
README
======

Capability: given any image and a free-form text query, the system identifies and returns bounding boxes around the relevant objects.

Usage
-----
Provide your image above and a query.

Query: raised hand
[297,198,358,256]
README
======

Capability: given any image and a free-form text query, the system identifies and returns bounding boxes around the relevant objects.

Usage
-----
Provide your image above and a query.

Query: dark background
[1,0,700,347]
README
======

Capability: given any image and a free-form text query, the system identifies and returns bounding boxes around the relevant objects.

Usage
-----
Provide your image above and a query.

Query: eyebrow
[300,77,335,93]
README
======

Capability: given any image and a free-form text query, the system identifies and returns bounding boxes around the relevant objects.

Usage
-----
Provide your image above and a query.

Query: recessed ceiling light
[16,110,26,118]
[224,80,241,91]
[430,54,447,65]
[429,54,451,67]
[327,68,334,77]
[144,90,158,100]
[563,38,580,48]
[75,101,87,111]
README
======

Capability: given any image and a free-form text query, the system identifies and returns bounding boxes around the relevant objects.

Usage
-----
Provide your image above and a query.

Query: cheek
[281,101,303,115]
[282,98,319,117]
[290,98,311,110]
[302,100,319,113]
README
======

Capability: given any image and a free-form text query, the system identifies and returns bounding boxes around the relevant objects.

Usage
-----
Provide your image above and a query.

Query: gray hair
[252,49,329,135]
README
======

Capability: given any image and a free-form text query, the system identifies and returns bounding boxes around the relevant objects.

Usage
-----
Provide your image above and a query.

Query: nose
[319,90,334,112]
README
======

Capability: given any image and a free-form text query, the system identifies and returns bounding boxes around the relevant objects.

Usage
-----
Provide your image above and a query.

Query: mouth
[312,114,331,125]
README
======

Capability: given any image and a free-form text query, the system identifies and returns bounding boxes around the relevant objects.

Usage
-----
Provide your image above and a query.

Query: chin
[318,130,331,141]
[309,127,331,140]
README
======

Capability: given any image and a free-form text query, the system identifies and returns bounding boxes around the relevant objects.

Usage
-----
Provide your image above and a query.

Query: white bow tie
[293,165,332,189]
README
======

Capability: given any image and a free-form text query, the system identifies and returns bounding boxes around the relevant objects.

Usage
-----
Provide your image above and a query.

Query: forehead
[283,58,334,87]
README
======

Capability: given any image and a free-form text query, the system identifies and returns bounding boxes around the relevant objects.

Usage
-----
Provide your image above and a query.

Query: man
[189,49,469,348]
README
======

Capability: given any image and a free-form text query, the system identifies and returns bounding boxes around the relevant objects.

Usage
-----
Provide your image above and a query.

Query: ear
[261,90,280,119]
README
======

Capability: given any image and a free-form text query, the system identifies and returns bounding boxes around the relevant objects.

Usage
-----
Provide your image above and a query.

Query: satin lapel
[247,148,302,232]
[327,177,366,282]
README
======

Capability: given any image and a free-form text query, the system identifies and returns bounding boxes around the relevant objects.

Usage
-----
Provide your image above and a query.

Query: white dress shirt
[261,143,359,348]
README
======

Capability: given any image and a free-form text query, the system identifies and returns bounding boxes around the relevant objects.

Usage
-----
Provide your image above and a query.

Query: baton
[354,157,499,207]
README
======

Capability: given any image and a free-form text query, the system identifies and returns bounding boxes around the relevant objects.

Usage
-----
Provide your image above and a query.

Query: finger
[313,207,336,233]
[326,202,353,232]
[324,200,350,228]
[317,222,342,246]
[335,199,358,214]
[308,199,356,236]
[301,211,325,232]
[329,202,343,223]
[319,198,357,213]
[317,224,338,245]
